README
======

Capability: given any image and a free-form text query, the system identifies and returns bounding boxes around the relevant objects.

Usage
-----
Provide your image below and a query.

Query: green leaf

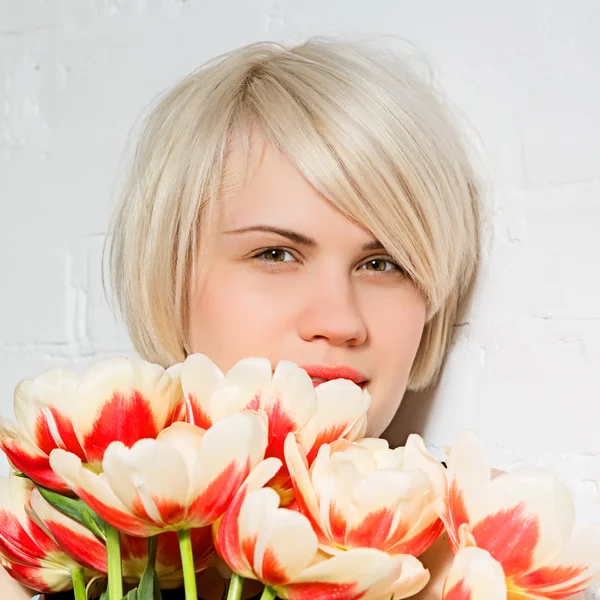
[81,506,107,541]
[36,484,106,541]
[122,588,138,600]
[99,589,109,600]
[137,536,162,600]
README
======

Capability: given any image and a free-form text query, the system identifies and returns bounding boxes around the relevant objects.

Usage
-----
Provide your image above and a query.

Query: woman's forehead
[217,140,380,248]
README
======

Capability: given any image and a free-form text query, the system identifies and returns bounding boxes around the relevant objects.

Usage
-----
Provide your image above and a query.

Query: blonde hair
[107,37,480,391]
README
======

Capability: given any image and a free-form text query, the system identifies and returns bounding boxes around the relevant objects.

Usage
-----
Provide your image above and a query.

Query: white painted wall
[1,0,598,558]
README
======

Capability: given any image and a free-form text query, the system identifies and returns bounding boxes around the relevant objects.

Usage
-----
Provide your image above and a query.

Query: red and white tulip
[285,433,446,558]
[28,487,214,588]
[0,473,100,593]
[175,354,370,501]
[440,431,600,598]
[214,457,421,600]
[49,412,269,537]
[0,358,182,493]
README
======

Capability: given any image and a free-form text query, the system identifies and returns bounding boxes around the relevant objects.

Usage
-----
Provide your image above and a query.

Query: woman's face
[187,139,427,436]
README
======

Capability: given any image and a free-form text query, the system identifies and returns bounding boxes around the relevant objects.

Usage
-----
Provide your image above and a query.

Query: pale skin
[0,138,585,599]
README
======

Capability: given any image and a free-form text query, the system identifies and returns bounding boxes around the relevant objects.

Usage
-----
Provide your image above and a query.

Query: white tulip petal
[511,526,600,596]
[103,439,190,526]
[443,547,506,600]
[298,379,370,456]
[447,431,491,509]
[404,434,447,495]
[267,361,316,432]
[284,548,404,599]
[240,488,317,584]
[379,554,430,600]
[49,449,151,536]
[469,466,575,571]
[189,412,268,522]
[284,434,321,529]
[156,422,205,480]
[346,469,433,550]
[179,353,224,426]
[210,358,272,421]
[214,458,283,577]
[14,371,77,450]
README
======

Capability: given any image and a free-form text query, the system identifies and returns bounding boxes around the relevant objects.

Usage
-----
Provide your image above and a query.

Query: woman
[4,37,481,598]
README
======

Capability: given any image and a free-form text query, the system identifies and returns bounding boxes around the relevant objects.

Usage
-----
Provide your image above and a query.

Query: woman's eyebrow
[223,224,386,252]
[223,225,316,246]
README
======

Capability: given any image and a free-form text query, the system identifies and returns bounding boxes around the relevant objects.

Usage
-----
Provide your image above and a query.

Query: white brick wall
[1,0,598,549]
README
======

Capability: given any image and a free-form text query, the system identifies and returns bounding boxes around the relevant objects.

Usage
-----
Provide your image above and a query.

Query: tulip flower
[439,431,600,598]
[442,546,506,600]
[50,412,269,599]
[285,433,446,559]
[28,488,214,588]
[0,473,100,595]
[214,456,423,600]
[0,358,182,493]
[174,354,370,501]
[50,413,267,537]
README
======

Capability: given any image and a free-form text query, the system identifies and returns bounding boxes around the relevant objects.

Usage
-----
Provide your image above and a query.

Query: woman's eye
[255,248,295,263]
[360,258,400,272]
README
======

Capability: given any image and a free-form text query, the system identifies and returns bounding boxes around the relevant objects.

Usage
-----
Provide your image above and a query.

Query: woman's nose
[296,274,368,347]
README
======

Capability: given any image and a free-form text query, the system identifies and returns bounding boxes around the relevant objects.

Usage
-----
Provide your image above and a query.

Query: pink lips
[300,365,368,388]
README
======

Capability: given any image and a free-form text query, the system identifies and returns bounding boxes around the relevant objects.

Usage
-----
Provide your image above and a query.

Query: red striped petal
[345,508,395,549]
[511,564,590,598]
[305,423,347,465]
[130,495,186,526]
[0,508,49,564]
[214,459,282,577]
[43,521,107,572]
[241,534,258,570]
[32,412,56,455]
[288,491,327,545]
[70,487,151,537]
[444,581,471,600]
[282,581,363,600]
[471,503,539,576]
[50,406,85,459]
[260,546,289,586]
[0,439,69,493]
[214,484,247,575]
[188,460,248,526]
[328,503,348,546]
[388,518,445,556]
[82,389,159,464]
[3,562,71,593]
[445,479,470,551]
[183,392,213,430]
[265,400,297,464]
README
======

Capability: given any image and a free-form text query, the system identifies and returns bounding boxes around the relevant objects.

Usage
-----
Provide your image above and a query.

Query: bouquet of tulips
[0,354,599,600]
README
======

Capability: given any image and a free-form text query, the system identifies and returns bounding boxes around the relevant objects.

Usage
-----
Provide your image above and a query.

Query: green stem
[71,567,86,600]
[259,586,277,600]
[106,523,123,600]
[178,529,197,600]
[226,573,244,600]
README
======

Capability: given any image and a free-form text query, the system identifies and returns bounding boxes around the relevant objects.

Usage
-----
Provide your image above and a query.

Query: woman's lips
[300,365,369,388]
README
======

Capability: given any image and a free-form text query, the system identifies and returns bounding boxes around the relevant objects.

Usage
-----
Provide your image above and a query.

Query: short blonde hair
[107,37,480,391]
